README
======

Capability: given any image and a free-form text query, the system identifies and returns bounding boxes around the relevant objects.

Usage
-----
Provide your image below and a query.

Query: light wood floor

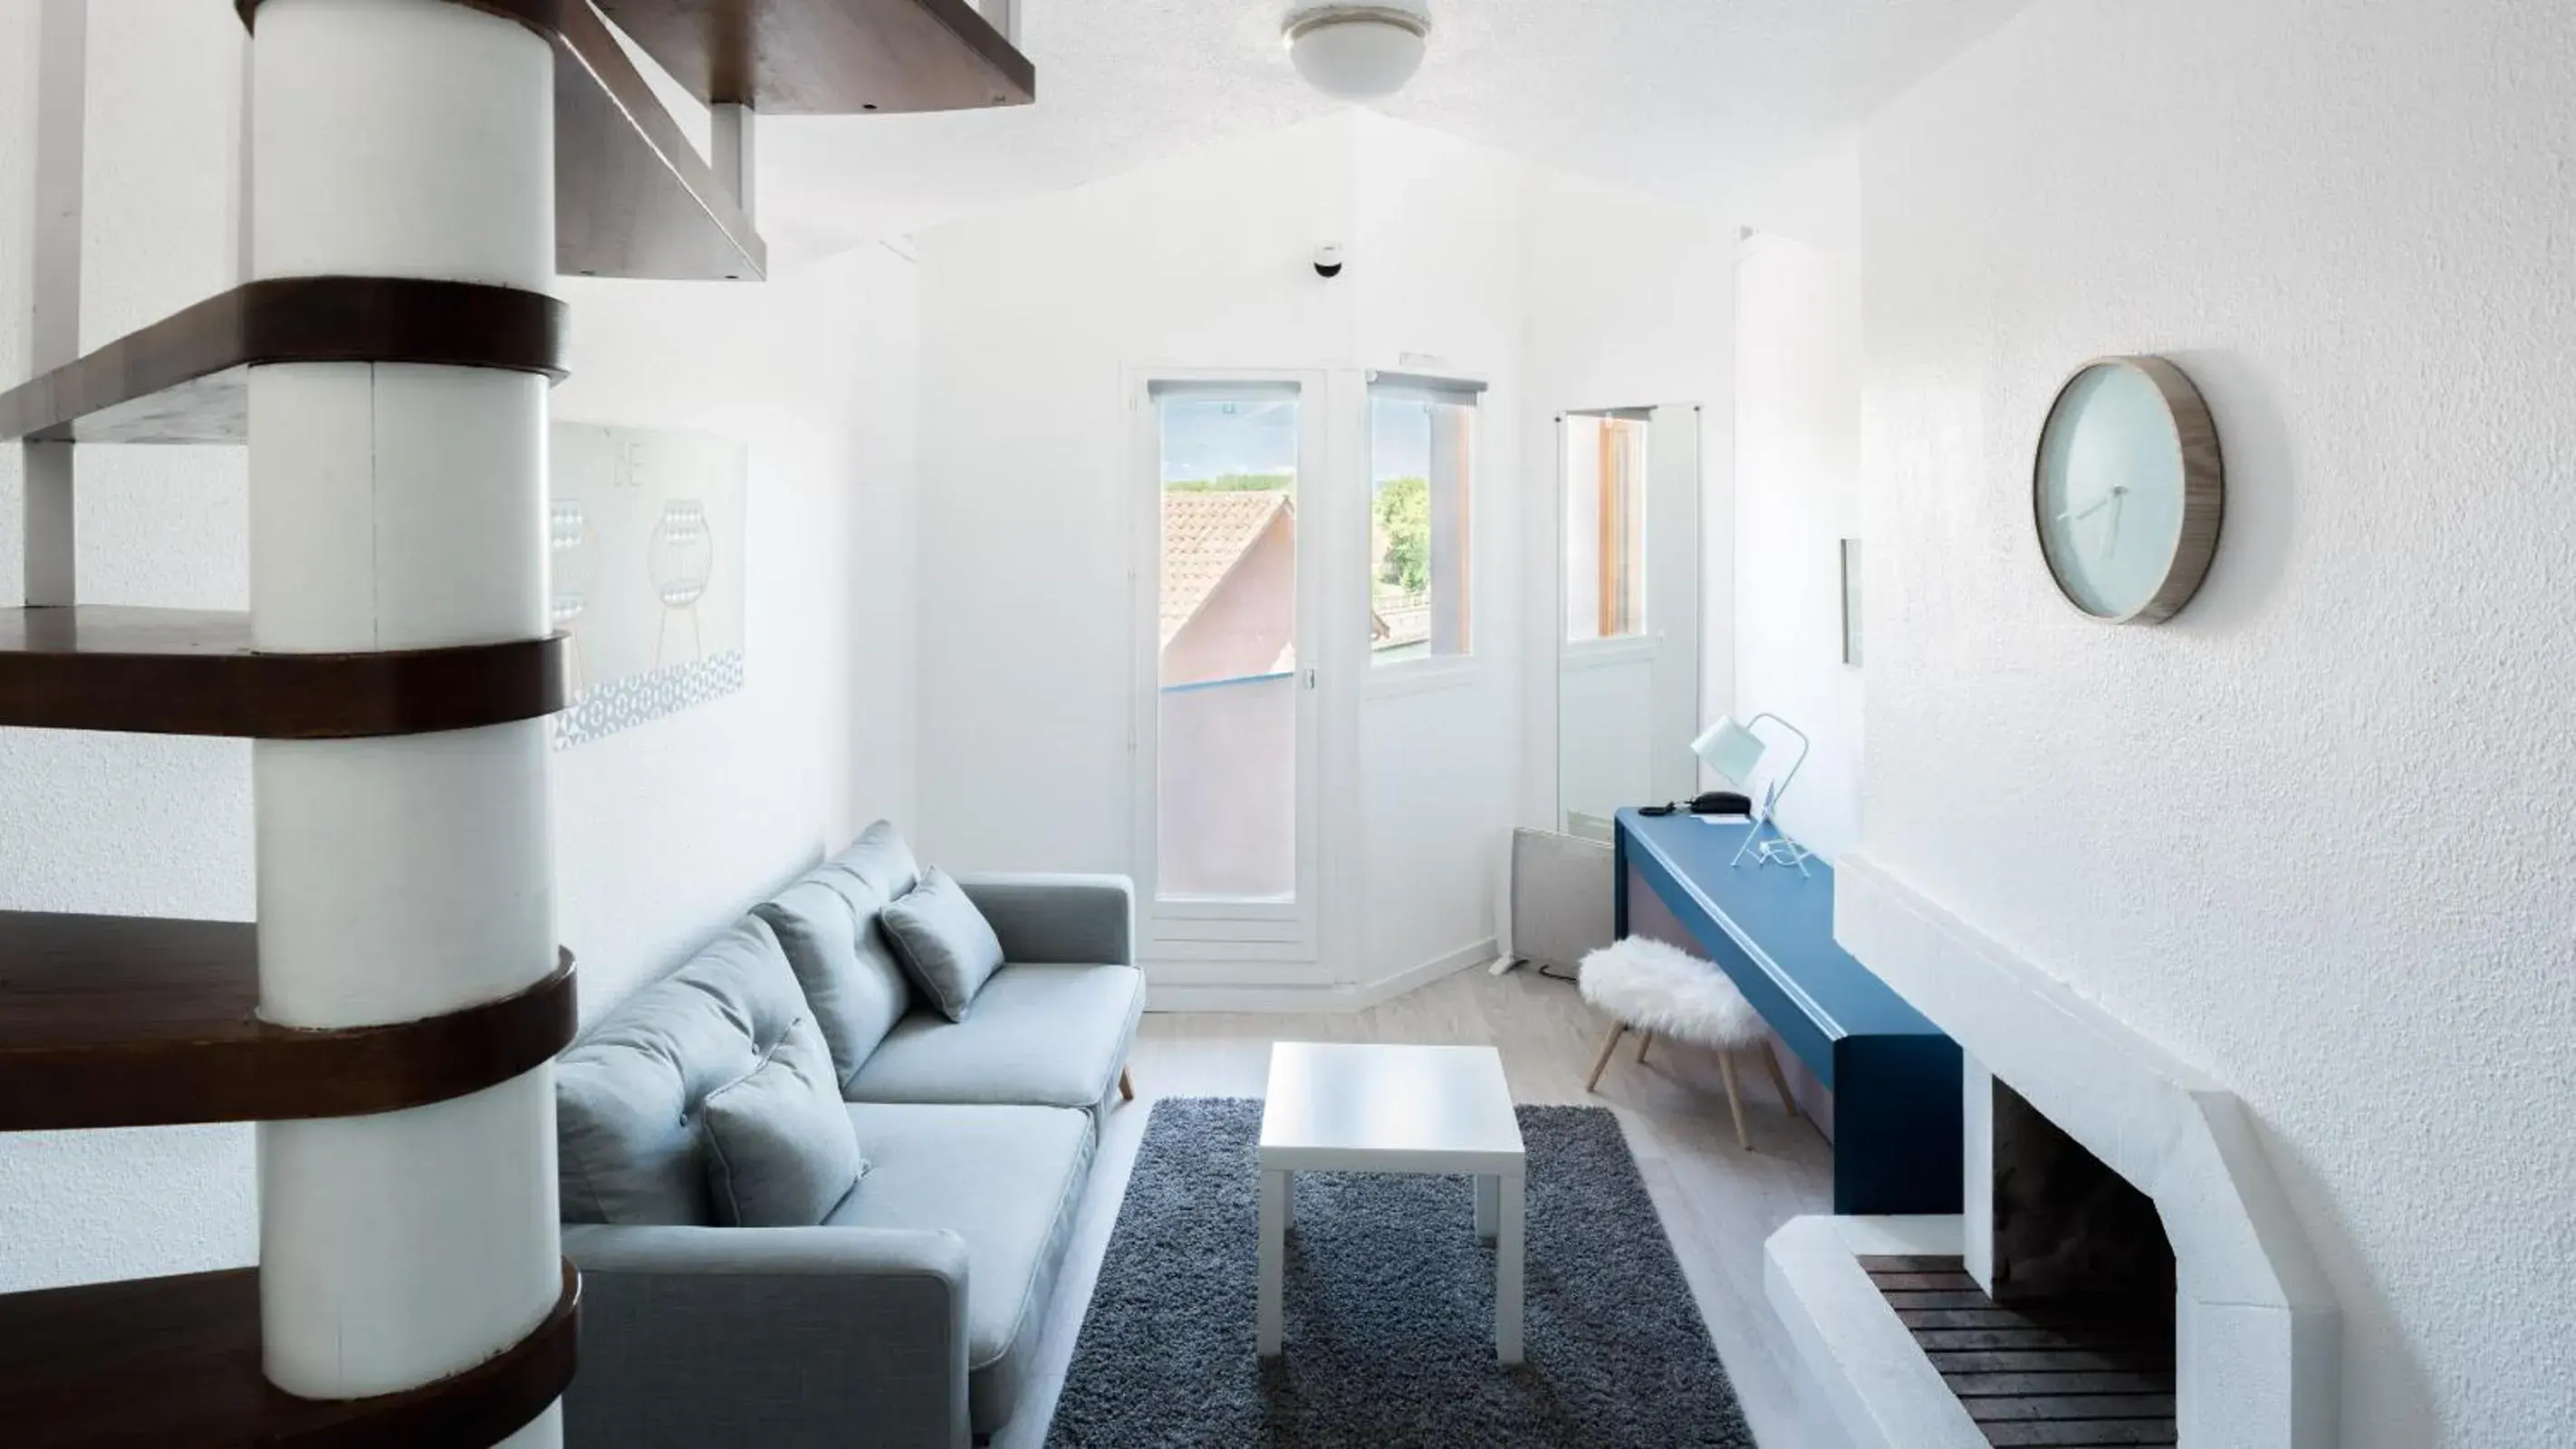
[994,962,1832,1449]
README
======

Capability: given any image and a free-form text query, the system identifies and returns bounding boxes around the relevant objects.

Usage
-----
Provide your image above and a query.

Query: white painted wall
[916,112,1522,996]
[914,116,1738,998]
[1725,132,1862,254]
[1734,230,1862,858]
[0,4,918,1293]
[1349,116,1522,992]
[1855,3,2576,1443]
[1515,168,1735,840]
[552,248,921,1017]
[913,114,1357,889]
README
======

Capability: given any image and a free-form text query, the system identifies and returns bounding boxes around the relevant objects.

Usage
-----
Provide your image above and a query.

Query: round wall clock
[2032,355,2224,624]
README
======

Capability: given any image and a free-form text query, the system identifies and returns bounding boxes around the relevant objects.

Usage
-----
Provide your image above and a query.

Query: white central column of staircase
[248,1,563,1439]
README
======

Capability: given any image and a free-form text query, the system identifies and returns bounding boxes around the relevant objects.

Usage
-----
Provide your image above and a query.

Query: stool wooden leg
[1636,1030,1654,1067]
[1584,1022,1629,1092]
[1717,1051,1751,1151]
[1759,1041,1798,1121]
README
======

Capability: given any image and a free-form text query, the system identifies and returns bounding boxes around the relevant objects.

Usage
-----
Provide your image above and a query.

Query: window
[1368,379,1476,665]
[1151,383,1302,903]
[1563,411,1648,641]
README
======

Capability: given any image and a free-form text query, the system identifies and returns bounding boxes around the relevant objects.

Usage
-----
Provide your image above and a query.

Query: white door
[1556,404,1702,837]
[1131,373,1326,959]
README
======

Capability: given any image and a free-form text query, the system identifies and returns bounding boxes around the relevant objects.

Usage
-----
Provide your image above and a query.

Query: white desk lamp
[1689,714,1813,874]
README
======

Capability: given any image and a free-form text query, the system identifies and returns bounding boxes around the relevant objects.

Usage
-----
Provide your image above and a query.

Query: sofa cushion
[847,963,1144,1118]
[699,1012,866,1227]
[752,872,913,1088]
[831,1102,1093,1437]
[556,916,811,1226]
[879,868,1008,1022]
[826,818,921,901]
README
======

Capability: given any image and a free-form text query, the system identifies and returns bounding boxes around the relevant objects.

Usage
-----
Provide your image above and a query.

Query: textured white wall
[1725,132,1862,254]
[1858,3,2576,1443]
[0,0,260,1297]
[1734,230,1862,859]
[0,4,917,1292]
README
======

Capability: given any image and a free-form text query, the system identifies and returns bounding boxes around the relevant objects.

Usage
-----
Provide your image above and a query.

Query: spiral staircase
[0,1,1030,1443]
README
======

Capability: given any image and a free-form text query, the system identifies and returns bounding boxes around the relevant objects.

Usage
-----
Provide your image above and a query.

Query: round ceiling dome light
[1283,4,1432,102]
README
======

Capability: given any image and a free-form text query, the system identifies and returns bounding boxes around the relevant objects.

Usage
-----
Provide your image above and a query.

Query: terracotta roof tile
[1159,489,1291,644]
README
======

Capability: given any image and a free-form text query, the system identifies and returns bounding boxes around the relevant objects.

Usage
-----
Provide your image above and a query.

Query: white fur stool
[1578,936,1800,1150]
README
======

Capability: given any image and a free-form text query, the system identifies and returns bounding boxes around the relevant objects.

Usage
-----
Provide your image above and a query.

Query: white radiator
[1507,828,1616,973]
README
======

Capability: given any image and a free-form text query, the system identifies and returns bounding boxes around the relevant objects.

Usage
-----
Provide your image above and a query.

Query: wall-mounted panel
[549,423,748,746]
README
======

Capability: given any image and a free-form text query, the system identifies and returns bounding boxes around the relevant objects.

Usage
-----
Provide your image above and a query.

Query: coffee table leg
[1495,1167,1524,1364]
[1475,1173,1499,1241]
[1257,1167,1287,1357]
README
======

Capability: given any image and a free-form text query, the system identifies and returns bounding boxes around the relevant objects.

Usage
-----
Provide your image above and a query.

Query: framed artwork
[548,422,749,747]
[1840,538,1862,667]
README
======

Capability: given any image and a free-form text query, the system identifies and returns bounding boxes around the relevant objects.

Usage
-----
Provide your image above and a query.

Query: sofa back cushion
[556,915,812,1225]
[753,871,914,1089]
[827,819,921,900]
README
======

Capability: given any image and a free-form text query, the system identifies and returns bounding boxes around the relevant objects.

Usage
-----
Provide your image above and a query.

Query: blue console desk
[1615,808,1961,1214]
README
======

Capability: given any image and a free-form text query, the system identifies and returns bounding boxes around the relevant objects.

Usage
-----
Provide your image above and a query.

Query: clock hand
[2055,494,2115,523]
[2103,488,2125,558]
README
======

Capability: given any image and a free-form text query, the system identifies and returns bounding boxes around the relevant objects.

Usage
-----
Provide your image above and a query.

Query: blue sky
[1160,397,1298,482]
[1158,395,1433,485]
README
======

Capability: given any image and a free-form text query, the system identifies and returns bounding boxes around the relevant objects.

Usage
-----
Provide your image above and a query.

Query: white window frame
[1560,407,1658,647]
[1360,369,1488,698]
[1127,368,1330,962]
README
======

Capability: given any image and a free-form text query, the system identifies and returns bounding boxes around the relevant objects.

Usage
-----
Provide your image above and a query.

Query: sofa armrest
[561,1223,970,1449]
[955,872,1134,966]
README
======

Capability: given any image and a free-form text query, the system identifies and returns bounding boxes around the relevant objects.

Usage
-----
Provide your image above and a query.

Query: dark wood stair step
[0,276,564,445]
[0,912,575,1132]
[553,0,768,280]
[227,0,767,285]
[0,609,566,739]
[595,0,1034,114]
[0,1259,579,1448]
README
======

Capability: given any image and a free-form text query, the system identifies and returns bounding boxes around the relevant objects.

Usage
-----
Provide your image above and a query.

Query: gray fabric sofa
[554,821,1143,1448]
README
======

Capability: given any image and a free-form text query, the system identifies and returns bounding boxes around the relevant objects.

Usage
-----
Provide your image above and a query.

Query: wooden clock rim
[2031,353,2225,626]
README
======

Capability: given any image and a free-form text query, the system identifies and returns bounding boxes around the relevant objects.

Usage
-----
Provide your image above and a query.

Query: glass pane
[1563,415,1648,641]
[1368,388,1475,665]
[1156,390,1299,902]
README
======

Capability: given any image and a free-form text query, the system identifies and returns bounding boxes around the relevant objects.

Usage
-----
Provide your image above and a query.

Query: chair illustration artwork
[549,499,591,696]
[649,499,715,668]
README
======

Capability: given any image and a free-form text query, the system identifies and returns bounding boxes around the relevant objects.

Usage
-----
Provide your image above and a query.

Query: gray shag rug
[1046,1097,1754,1447]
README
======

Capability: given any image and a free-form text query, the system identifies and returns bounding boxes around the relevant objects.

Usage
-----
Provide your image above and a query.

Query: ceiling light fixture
[1283,4,1432,103]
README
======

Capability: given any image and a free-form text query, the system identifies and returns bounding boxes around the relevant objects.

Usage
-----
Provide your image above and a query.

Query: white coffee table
[1256,1041,1527,1363]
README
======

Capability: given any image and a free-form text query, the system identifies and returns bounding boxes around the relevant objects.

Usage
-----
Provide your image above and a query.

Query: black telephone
[1639,792,1753,818]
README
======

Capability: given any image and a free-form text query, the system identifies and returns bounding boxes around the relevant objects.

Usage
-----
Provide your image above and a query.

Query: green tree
[1166,472,1295,493]
[1374,476,1430,593]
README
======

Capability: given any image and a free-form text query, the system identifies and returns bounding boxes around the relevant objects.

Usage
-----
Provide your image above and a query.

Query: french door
[1130,372,1328,960]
